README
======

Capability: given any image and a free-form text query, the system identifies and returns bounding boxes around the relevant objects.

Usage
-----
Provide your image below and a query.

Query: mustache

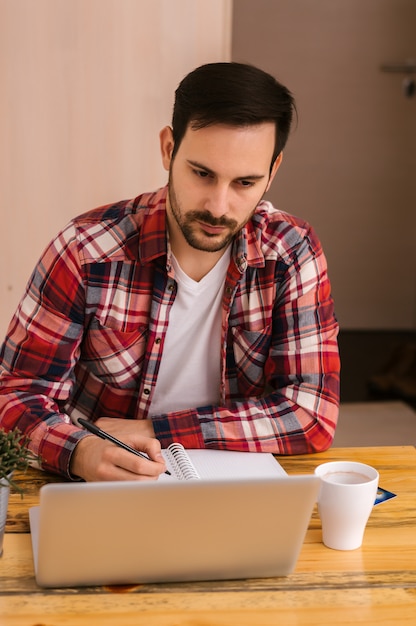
[186,210,238,229]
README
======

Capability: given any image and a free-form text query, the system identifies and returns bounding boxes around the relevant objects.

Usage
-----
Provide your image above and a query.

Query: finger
[138,437,164,463]
[94,459,160,482]
[121,434,167,472]
[106,445,166,478]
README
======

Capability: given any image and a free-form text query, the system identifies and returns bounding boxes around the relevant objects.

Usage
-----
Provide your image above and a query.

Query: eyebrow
[187,160,266,182]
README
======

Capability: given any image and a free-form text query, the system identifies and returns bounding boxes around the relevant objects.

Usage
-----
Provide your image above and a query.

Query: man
[0,62,340,482]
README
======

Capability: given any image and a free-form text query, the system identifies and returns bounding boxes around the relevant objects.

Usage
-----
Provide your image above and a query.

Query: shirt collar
[231,213,265,272]
[137,187,169,264]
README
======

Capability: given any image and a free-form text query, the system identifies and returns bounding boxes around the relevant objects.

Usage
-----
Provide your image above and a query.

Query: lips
[197,221,227,235]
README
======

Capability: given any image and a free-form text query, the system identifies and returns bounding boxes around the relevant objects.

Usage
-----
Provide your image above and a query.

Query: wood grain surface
[1,446,415,625]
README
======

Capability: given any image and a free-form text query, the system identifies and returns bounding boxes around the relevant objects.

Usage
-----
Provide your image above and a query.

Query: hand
[70,420,165,482]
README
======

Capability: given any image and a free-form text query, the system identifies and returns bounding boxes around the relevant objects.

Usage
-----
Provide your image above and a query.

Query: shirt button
[143,388,150,396]
[168,283,174,291]
[155,337,161,345]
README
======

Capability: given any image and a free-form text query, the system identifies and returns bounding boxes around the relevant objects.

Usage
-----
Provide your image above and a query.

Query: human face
[160,123,282,254]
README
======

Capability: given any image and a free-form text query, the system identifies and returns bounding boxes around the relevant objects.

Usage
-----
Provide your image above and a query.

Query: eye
[238,179,256,188]
[193,169,210,179]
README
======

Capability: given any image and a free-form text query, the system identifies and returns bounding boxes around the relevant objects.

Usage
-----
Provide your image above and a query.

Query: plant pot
[0,473,12,557]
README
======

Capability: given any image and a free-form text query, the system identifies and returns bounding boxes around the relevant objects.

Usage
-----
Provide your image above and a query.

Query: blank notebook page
[160,447,287,481]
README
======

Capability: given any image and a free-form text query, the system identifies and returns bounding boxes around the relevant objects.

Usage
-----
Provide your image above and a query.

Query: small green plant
[0,428,38,494]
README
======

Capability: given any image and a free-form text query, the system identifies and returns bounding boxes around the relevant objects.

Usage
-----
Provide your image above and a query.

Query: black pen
[77,418,171,476]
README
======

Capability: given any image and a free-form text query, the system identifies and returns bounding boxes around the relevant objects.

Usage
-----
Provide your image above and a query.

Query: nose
[204,183,229,218]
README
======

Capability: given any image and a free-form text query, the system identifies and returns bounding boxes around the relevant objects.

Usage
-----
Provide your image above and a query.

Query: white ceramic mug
[314,461,379,550]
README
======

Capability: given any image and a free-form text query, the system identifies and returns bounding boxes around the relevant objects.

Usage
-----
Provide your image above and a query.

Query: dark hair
[171,62,296,165]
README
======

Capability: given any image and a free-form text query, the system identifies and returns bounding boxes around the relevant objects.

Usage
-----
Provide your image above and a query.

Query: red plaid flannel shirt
[0,186,340,477]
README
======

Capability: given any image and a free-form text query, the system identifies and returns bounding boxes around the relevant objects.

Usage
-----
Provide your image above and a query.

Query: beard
[167,173,252,253]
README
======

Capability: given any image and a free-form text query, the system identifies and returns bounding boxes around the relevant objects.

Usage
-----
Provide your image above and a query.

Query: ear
[265,152,283,192]
[160,126,175,171]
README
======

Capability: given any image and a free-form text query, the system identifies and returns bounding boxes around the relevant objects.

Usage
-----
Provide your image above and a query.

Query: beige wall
[2,0,414,335]
[233,0,416,330]
[0,0,232,337]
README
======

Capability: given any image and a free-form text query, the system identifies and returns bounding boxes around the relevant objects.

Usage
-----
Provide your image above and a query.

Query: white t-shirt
[149,249,230,416]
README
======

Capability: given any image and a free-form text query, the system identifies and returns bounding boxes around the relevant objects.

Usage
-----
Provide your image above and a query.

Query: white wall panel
[232,0,416,330]
[0,0,232,336]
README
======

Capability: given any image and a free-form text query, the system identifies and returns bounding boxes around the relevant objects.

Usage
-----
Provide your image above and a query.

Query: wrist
[69,435,95,480]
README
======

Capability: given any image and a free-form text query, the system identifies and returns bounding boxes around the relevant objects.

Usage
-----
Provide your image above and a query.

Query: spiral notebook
[160,444,287,480]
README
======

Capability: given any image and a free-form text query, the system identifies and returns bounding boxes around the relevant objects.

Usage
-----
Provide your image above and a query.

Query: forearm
[0,394,84,478]
[152,374,339,455]
[152,341,340,454]
[0,388,88,477]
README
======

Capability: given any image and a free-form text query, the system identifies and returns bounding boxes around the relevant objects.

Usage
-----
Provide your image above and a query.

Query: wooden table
[1,446,415,625]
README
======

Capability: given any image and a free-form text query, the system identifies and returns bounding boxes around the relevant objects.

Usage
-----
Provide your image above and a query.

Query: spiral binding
[165,443,200,480]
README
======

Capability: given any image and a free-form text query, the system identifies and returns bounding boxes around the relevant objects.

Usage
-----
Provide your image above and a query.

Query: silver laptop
[29,475,320,588]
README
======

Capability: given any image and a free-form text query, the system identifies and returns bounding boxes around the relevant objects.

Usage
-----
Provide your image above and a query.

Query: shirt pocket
[230,324,272,395]
[81,320,148,387]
